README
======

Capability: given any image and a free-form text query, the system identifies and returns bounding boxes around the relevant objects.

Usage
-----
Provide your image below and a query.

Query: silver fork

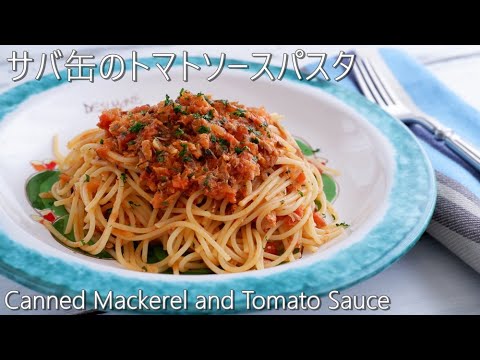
[352,48,480,172]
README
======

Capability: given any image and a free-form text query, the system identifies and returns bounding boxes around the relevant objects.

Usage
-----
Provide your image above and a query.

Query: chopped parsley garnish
[127,140,136,146]
[84,174,90,182]
[203,174,211,189]
[221,99,229,106]
[161,201,169,207]
[314,199,322,211]
[298,190,304,197]
[99,139,104,144]
[192,113,202,119]
[180,88,185,96]
[159,176,168,182]
[232,108,246,117]
[203,109,214,121]
[250,137,259,144]
[128,200,140,207]
[336,222,350,228]
[260,121,268,128]
[140,110,147,115]
[210,134,217,143]
[120,173,127,183]
[234,146,248,155]
[197,92,204,97]
[218,138,229,146]
[156,150,165,162]
[247,126,262,136]
[179,143,187,157]
[179,143,192,162]
[164,94,172,106]
[218,138,230,151]
[127,112,133,119]
[198,125,211,134]
[252,156,258,163]
[293,248,301,254]
[174,128,185,137]
[174,104,187,115]
[129,121,145,133]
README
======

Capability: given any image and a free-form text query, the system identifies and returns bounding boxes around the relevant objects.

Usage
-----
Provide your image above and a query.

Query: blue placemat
[305,48,480,272]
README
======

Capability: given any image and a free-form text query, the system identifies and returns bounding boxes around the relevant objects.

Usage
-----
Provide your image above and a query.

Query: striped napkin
[305,48,480,272]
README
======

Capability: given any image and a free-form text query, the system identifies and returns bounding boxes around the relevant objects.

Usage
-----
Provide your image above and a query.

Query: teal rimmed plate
[0,58,435,313]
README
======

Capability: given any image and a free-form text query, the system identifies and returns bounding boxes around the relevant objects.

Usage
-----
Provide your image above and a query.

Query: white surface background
[0,45,479,315]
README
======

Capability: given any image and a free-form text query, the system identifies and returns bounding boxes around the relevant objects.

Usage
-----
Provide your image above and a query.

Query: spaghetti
[40,90,346,274]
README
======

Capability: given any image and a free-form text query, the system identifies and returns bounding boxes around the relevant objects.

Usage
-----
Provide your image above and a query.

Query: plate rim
[0,57,436,313]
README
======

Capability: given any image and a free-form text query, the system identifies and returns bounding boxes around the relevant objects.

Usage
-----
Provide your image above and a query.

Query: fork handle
[413,115,480,172]
[444,133,480,172]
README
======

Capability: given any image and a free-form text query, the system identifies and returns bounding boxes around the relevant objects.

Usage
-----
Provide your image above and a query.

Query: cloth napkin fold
[305,48,480,272]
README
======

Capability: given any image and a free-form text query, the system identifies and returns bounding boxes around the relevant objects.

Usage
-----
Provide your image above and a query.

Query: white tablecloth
[0,45,479,315]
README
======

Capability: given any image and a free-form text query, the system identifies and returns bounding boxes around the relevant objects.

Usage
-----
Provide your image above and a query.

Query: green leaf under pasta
[295,139,316,156]
[52,216,113,259]
[295,138,337,202]
[26,170,68,217]
[321,173,337,202]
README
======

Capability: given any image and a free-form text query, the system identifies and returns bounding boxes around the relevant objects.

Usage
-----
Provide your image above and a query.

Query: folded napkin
[305,48,480,272]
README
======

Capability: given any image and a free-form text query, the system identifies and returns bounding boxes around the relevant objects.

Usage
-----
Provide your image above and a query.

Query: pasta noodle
[39,90,346,274]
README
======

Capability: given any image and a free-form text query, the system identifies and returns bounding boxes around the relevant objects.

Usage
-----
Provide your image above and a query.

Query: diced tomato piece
[151,192,164,209]
[31,163,46,172]
[313,212,327,228]
[233,125,248,141]
[96,146,110,160]
[59,174,70,185]
[286,184,298,194]
[283,206,304,227]
[172,174,189,190]
[294,206,304,218]
[263,212,277,231]
[142,124,158,140]
[45,161,57,170]
[264,242,278,255]
[118,133,136,150]
[132,105,150,113]
[59,173,70,182]
[225,192,237,204]
[97,113,114,130]
[296,172,306,185]
[42,212,55,222]
[223,133,239,146]
[283,216,295,227]
[86,178,101,192]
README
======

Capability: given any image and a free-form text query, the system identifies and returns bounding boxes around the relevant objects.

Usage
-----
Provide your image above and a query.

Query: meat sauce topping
[96,89,281,209]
